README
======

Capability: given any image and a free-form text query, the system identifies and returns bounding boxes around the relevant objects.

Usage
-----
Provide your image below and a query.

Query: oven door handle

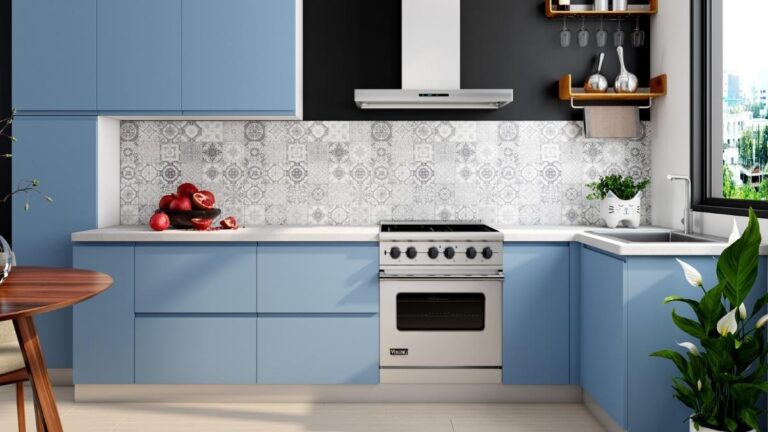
[379,270,504,281]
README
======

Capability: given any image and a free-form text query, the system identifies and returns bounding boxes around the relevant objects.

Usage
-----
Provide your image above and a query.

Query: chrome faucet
[667,175,693,234]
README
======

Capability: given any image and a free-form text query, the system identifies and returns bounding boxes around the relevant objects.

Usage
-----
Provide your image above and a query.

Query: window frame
[691,0,768,218]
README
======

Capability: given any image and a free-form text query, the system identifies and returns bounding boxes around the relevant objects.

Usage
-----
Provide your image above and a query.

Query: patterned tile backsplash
[120,120,651,226]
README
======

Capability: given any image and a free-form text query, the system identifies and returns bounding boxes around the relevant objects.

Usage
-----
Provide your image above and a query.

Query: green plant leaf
[718,209,762,307]
[699,282,726,332]
[739,408,760,431]
[672,309,706,339]
[651,350,688,375]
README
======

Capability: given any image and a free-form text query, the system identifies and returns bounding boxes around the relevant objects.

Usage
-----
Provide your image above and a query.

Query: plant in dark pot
[586,175,650,228]
[652,209,768,432]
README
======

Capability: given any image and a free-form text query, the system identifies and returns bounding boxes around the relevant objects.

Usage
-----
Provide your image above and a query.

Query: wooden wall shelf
[545,0,658,17]
[558,74,667,102]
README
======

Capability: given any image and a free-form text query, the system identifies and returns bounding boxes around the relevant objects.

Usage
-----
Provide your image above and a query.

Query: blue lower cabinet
[257,316,379,384]
[135,245,257,313]
[73,245,135,384]
[502,243,570,385]
[135,317,257,384]
[257,243,378,313]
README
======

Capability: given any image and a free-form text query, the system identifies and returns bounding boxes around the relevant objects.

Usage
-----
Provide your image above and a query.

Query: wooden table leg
[14,317,62,432]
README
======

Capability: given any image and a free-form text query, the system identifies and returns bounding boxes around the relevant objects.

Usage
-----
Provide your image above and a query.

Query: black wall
[1,0,10,243]
[304,0,651,121]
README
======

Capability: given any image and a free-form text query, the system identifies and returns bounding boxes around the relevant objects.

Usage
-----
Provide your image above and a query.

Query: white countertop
[72,225,766,256]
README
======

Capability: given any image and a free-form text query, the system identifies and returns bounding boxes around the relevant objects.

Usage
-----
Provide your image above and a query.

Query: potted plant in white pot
[586,175,650,228]
[652,209,768,432]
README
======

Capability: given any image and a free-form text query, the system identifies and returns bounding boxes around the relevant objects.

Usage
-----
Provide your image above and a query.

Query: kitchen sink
[587,231,725,244]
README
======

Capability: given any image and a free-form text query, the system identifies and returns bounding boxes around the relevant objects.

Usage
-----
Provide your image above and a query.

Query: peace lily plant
[652,209,768,432]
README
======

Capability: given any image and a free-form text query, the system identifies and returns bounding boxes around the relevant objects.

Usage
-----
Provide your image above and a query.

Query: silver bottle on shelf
[594,0,609,11]
[612,0,628,11]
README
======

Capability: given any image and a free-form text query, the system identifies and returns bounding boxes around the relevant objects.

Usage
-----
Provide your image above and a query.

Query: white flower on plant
[717,308,739,337]
[697,379,702,391]
[739,303,747,320]
[728,219,741,245]
[677,342,700,357]
[757,314,768,329]
[676,259,703,288]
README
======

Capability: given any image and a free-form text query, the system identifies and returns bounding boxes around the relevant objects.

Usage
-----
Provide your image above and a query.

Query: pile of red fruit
[149,182,238,232]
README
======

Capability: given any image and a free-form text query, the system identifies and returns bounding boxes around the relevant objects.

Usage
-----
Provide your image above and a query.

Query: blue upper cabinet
[181,0,301,116]
[98,0,182,113]
[12,0,97,113]
[503,243,571,385]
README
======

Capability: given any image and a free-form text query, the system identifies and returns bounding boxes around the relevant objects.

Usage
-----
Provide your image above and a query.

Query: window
[692,0,768,216]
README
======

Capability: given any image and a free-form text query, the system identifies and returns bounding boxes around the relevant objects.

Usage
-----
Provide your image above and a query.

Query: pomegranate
[149,212,170,231]
[158,194,176,210]
[190,218,213,231]
[168,195,193,212]
[199,190,216,204]
[192,192,215,210]
[176,182,199,197]
[220,216,238,230]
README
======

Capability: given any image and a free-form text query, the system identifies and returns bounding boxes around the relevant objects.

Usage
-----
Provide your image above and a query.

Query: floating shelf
[558,74,667,103]
[545,0,658,17]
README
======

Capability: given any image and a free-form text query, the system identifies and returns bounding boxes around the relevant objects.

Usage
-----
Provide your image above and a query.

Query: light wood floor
[0,386,606,432]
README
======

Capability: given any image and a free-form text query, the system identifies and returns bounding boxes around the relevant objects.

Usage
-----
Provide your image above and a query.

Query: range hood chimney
[355,0,513,110]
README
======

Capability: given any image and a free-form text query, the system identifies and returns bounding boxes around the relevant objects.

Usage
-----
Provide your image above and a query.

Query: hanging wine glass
[596,17,608,48]
[632,17,646,47]
[0,235,15,284]
[560,17,571,48]
[578,17,590,48]
[613,18,625,47]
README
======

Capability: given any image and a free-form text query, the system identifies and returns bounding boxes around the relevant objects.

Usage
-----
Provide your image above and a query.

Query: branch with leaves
[0,109,53,210]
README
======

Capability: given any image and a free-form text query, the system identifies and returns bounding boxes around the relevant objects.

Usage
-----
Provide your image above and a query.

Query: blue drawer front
[73,245,135,384]
[135,245,257,313]
[257,316,379,384]
[98,0,182,111]
[12,0,97,111]
[135,317,257,384]
[257,243,378,313]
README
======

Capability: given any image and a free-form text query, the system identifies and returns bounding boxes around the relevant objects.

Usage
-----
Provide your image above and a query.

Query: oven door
[380,278,502,368]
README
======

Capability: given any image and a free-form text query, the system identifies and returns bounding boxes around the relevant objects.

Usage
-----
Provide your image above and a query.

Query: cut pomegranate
[199,190,216,204]
[168,195,193,212]
[220,216,238,230]
[158,194,176,210]
[192,192,215,210]
[190,218,213,231]
[149,212,170,231]
[176,182,199,197]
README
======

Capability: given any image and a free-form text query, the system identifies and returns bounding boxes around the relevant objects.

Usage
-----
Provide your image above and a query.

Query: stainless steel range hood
[354,0,513,110]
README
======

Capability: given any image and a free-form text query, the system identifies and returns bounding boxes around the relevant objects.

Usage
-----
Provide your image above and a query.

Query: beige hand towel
[584,106,641,139]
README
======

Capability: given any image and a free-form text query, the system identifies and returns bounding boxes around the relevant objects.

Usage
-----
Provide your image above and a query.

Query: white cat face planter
[600,191,641,228]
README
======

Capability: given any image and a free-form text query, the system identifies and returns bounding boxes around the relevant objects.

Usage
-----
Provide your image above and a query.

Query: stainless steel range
[379,221,504,384]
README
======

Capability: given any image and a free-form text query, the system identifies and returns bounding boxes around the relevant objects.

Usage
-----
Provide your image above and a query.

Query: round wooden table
[0,267,113,432]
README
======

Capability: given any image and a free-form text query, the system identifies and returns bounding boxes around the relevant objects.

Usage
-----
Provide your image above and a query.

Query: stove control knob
[428,247,440,259]
[406,247,418,259]
[466,247,477,259]
[390,247,402,259]
[444,247,455,259]
[482,247,494,259]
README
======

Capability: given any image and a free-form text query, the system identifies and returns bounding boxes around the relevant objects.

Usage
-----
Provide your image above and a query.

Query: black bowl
[165,208,222,229]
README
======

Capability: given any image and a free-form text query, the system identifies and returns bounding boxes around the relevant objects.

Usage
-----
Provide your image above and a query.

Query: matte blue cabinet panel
[12,117,98,368]
[580,247,627,429]
[257,316,379,384]
[135,245,257,313]
[73,245,135,384]
[97,0,182,111]
[135,317,257,384]
[12,0,97,112]
[503,243,570,385]
[257,243,378,313]
[181,0,296,113]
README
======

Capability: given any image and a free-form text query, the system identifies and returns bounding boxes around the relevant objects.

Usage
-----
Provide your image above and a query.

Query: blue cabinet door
[503,243,570,385]
[73,245,135,384]
[12,116,98,368]
[257,243,378,313]
[181,0,297,115]
[258,316,379,384]
[135,245,257,313]
[98,0,182,112]
[580,247,628,429]
[135,317,257,384]
[12,0,97,112]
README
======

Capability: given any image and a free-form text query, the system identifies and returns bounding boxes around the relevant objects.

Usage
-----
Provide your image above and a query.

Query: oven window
[396,293,485,331]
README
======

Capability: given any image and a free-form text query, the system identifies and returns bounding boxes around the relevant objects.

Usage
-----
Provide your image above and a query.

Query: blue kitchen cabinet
[73,244,135,384]
[97,0,182,113]
[257,316,379,384]
[135,245,257,313]
[257,243,379,313]
[135,317,257,384]
[13,116,98,368]
[502,243,571,385]
[12,0,97,112]
[181,0,299,115]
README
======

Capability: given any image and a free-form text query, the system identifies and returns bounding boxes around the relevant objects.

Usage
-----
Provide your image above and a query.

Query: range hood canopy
[355,0,513,110]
